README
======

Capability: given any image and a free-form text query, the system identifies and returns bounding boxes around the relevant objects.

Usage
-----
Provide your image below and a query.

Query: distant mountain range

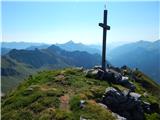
[1,45,101,93]
[108,40,160,83]
[1,42,50,55]
[26,44,50,50]
[1,41,101,55]
[56,40,101,54]
[1,42,49,49]
[8,45,101,69]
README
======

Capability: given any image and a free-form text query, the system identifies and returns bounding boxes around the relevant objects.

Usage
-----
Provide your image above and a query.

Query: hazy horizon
[2,1,159,45]
[1,39,159,46]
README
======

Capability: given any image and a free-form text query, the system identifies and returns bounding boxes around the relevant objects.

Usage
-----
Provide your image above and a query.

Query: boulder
[112,73,136,91]
[129,92,141,100]
[85,69,99,78]
[93,65,101,69]
[112,112,127,120]
[102,87,145,120]
[85,68,113,81]
[122,81,136,91]
[97,70,115,82]
[75,67,84,71]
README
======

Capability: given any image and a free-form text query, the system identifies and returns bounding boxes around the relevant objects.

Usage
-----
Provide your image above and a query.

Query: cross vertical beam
[99,10,110,71]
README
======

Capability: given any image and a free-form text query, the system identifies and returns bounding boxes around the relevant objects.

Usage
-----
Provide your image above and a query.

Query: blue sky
[2,1,159,44]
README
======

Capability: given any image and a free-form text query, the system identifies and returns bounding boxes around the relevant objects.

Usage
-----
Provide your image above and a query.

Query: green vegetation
[2,68,160,120]
[1,56,36,93]
[132,70,160,101]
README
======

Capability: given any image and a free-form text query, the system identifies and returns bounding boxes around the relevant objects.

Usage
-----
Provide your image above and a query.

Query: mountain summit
[65,40,75,44]
[2,67,160,120]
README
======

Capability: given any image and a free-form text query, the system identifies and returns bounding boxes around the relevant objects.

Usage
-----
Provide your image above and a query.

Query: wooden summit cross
[99,7,110,71]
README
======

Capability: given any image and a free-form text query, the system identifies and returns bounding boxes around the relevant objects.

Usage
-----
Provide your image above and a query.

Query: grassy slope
[2,68,160,120]
[1,56,37,93]
[1,55,69,94]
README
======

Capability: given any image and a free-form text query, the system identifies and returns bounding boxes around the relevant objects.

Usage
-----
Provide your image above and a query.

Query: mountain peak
[66,40,75,44]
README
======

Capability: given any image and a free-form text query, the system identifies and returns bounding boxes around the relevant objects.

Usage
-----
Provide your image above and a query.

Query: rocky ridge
[2,67,160,120]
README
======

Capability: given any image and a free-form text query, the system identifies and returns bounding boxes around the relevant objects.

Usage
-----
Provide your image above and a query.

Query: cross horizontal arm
[99,23,110,30]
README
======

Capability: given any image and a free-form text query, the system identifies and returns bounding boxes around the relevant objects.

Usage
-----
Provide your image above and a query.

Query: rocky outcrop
[101,87,160,120]
[86,67,136,91]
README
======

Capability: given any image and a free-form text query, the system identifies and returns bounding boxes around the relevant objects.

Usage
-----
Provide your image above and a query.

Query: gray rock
[112,112,127,120]
[93,65,101,69]
[85,69,99,78]
[99,103,127,120]
[130,92,141,100]
[120,78,136,91]
[75,67,84,71]
[80,100,86,108]
[102,87,144,120]
[23,87,33,95]
[86,68,136,91]
[80,116,89,120]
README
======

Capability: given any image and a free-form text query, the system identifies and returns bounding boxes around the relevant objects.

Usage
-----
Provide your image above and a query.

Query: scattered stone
[80,100,86,109]
[122,76,128,81]
[55,74,65,80]
[98,103,108,109]
[27,87,34,91]
[23,87,34,95]
[55,74,69,85]
[80,116,89,120]
[93,65,102,69]
[112,112,127,120]
[75,67,84,71]
[85,69,99,78]
[29,84,40,89]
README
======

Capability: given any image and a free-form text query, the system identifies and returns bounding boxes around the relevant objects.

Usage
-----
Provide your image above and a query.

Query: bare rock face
[102,87,144,120]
